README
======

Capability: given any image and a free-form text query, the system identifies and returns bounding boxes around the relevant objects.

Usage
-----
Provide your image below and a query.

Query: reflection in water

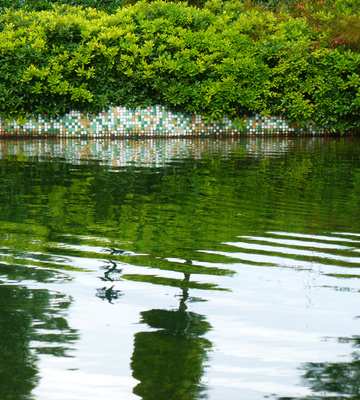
[95,285,123,303]
[275,338,360,400]
[0,137,360,398]
[0,285,39,400]
[0,284,78,400]
[0,137,292,168]
[100,260,123,282]
[96,260,123,303]
[131,274,212,400]
[298,337,360,400]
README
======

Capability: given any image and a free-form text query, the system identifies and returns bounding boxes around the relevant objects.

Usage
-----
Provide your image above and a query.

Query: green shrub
[0,0,209,13]
[0,0,123,13]
[0,1,358,132]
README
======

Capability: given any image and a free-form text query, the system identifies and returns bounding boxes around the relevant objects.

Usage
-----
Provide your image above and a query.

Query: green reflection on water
[0,285,78,400]
[277,337,360,400]
[1,138,360,245]
[131,283,211,400]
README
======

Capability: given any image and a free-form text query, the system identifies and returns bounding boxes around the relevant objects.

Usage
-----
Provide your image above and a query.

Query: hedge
[0,0,359,132]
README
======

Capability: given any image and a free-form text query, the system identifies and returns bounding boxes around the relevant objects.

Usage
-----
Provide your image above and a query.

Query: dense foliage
[0,0,123,13]
[0,0,211,14]
[0,0,359,132]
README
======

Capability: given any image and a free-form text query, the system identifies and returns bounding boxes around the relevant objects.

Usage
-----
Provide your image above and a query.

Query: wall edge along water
[0,105,344,137]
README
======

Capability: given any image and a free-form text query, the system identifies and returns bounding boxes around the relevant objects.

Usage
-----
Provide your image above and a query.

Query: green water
[0,137,360,399]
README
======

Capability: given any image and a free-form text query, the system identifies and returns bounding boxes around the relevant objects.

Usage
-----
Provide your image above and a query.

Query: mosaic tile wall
[0,106,326,137]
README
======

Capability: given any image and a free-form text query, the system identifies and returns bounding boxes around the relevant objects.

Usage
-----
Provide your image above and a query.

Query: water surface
[0,136,360,399]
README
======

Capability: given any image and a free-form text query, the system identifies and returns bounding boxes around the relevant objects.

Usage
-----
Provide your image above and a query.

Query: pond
[1,136,360,400]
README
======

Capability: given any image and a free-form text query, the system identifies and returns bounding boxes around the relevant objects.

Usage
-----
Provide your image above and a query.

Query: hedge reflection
[299,336,360,400]
[1,139,360,246]
[0,285,78,400]
[131,278,211,400]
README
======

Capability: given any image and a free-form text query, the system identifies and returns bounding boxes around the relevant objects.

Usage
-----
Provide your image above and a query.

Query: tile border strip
[0,106,327,137]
